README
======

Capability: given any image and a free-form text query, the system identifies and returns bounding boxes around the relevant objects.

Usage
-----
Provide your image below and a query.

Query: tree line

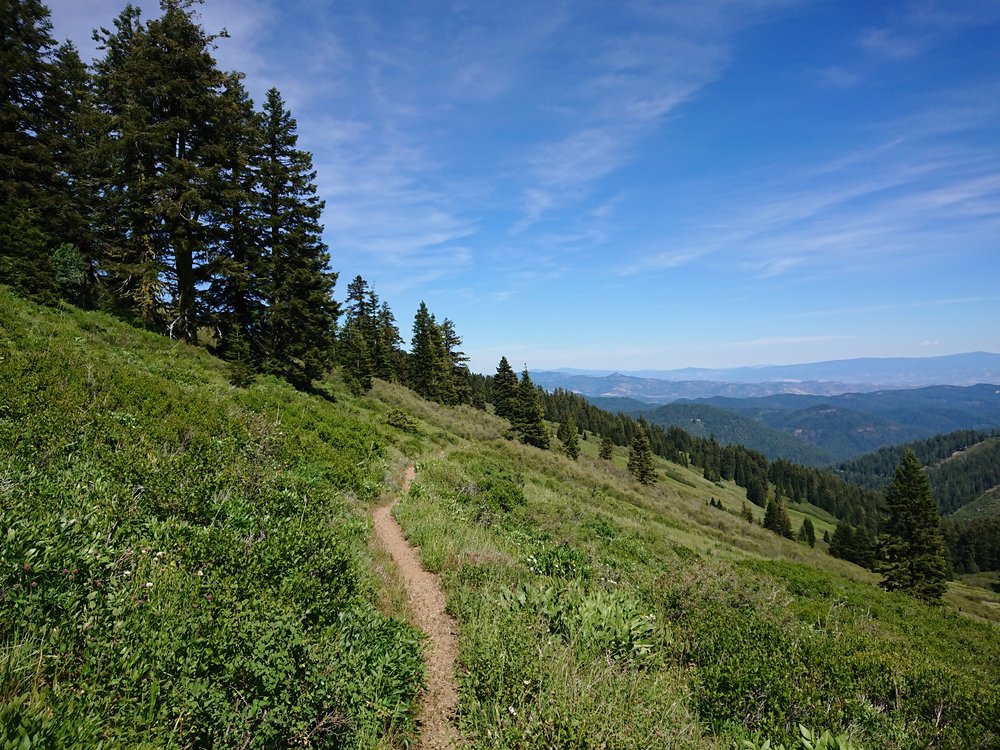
[0,0,485,400]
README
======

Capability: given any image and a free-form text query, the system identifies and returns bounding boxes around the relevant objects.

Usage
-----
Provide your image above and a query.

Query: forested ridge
[834,431,1000,574]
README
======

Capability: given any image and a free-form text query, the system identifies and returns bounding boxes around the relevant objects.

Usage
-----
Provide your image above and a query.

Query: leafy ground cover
[3,291,999,749]
[0,291,423,748]
[390,430,1000,749]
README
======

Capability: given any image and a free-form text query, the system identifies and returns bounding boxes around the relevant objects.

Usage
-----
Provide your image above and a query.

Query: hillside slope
[638,402,837,466]
[0,291,424,748]
[834,430,1000,516]
[3,292,999,749]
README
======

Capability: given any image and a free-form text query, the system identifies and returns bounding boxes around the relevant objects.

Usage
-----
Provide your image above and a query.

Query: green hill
[3,291,999,749]
[834,430,1000,516]
[638,402,837,466]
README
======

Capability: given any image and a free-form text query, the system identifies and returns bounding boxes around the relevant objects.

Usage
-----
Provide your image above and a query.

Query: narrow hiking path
[373,466,460,750]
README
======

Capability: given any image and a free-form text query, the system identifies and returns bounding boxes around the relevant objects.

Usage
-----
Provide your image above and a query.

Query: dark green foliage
[457,459,526,523]
[492,356,519,420]
[741,502,754,523]
[386,408,418,433]
[941,515,1000,574]
[259,88,338,387]
[835,430,1000,515]
[764,498,793,539]
[409,301,450,403]
[627,424,656,485]
[829,520,876,569]
[599,435,614,460]
[511,369,550,449]
[93,2,230,339]
[878,450,949,602]
[798,517,816,547]
[559,416,581,460]
[206,75,267,364]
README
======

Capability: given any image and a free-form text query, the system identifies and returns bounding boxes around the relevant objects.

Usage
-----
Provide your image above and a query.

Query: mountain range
[548,351,1000,390]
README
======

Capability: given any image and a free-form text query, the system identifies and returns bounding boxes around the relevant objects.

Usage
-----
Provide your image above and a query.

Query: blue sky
[48,0,1000,373]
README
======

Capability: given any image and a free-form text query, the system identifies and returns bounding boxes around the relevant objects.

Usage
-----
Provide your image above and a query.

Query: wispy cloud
[792,296,1000,319]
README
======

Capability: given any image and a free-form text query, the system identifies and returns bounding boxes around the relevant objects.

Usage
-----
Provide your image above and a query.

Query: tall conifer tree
[627,425,656,484]
[207,74,266,361]
[0,0,58,299]
[259,87,338,386]
[512,368,550,449]
[492,356,518,420]
[878,450,949,602]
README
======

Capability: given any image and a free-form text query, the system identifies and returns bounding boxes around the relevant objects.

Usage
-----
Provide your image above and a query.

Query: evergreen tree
[375,300,404,381]
[511,368,550,449]
[627,425,656,485]
[441,318,470,405]
[763,498,793,539]
[740,502,754,523]
[877,450,949,603]
[561,415,580,460]
[492,356,519,420]
[92,1,229,339]
[206,74,266,362]
[409,301,447,401]
[0,0,58,299]
[599,435,614,461]
[259,87,338,386]
[46,41,99,306]
[798,517,816,547]
[338,318,372,393]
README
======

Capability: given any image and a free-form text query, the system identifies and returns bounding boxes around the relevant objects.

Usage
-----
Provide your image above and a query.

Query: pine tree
[740,502,754,523]
[409,301,447,401]
[259,87,338,386]
[441,318,471,405]
[627,425,656,485]
[0,0,58,299]
[492,356,519,420]
[338,318,373,393]
[764,499,793,538]
[599,435,614,461]
[206,74,266,362]
[511,368,550,449]
[798,518,816,547]
[561,415,580,460]
[877,450,949,603]
[375,300,404,381]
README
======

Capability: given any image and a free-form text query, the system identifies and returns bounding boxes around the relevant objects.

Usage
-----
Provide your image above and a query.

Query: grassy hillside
[3,291,999,749]
[0,290,424,748]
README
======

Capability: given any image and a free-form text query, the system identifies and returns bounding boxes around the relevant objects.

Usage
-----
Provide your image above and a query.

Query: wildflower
[123,570,131,577]
[144,582,153,589]
[30,581,37,588]
[13,583,20,590]
[205,594,214,601]
[62,568,69,574]
[22,563,30,572]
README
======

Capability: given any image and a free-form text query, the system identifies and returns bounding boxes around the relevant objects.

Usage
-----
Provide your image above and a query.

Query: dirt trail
[373,466,460,750]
